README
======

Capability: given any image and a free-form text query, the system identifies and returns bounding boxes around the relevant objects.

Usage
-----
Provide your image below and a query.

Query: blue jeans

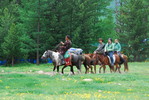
[107,51,114,65]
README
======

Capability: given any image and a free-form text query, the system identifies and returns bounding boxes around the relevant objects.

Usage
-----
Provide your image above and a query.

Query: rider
[114,39,125,64]
[59,35,72,55]
[59,35,72,64]
[104,38,114,66]
[94,38,105,54]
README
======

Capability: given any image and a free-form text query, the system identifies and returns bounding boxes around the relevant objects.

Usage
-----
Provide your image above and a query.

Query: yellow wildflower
[127,89,132,91]
[16,93,25,96]
[39,94,43,96]
[5,86,10,89]
[0,80,3,83]
[74,80,77,83]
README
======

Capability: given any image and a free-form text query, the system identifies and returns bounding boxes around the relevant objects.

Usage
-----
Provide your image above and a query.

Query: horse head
[41,50,53,59]
[92,53,102,65]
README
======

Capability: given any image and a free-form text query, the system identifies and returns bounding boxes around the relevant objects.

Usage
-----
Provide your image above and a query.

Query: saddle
[107,55,116,65]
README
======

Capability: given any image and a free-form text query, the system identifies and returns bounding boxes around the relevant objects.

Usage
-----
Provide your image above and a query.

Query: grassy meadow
[0,62,149,100]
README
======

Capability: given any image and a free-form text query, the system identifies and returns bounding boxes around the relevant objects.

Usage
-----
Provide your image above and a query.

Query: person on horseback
[94,38,105,54]
[104,38,114,66]
[59,35,72,65]
[59,35,72,55]
[114,39,125,64]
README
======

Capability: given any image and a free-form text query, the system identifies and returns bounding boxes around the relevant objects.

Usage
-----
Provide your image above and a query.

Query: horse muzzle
[41,56,46,59]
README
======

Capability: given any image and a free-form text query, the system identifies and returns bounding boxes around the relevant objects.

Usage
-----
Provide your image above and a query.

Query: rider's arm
[61,41,64,45]
[106,43,114,51]
[117,43,121,52]
[104,43,108,52]
[95,44,100,52]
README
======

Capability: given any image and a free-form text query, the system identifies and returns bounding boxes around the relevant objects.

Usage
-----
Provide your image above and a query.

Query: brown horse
[92,53,128,73]
[83,54,95,74]
[83,54,101,74]
[115,54,129,72]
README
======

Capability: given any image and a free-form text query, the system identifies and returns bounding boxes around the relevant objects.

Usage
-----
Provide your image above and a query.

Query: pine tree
[1,24,21,66]
[0,0,19,61]
[116,0,149,61]
[19,0,47,64]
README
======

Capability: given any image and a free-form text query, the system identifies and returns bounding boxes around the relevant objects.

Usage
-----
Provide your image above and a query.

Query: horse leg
[70,66,75,75]
[83,64,88,74]
[114,64,118,72]
[99,66,102,73]
[115,66,118,72]
[109,65,113,73]
[90,65,94,74]
[78,61,82,74]
[57,66,59,73]
[103,66,106,73]
[111,65,114,73]
[76,64,81,74]
[124,62,129,72]
[116,64,121,73]
[94,65,96,74]
[53,66,56,71]
[119,65,121,73]
[87,65,90,73]
[62,65,67,74]
[84,64,88,74]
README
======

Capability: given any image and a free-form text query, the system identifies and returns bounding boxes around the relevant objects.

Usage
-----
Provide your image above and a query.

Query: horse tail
[124,55,128,72]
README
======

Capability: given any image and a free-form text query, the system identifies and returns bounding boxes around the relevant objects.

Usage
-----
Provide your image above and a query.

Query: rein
[52,43,61,51]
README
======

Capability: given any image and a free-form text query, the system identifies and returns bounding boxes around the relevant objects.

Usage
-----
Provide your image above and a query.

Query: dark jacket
[59,40,72,55]
[95,43,105,54]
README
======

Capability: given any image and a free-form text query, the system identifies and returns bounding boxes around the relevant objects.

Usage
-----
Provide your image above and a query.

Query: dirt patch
[83,78,93,82]
[36,70,55,75]
[0,70,55,76]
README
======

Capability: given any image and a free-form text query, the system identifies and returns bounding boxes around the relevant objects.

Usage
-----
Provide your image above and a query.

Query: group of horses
[41,50,128,75]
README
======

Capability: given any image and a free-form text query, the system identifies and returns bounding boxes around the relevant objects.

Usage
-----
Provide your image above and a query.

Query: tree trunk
[36,0,40,65]
[12,57,14,66]
[36,35,39,65]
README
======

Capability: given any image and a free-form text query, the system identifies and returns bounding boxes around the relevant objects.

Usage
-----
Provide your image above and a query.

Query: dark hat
[108,38,112,42]
[66,35,71,40]
[98,38,103,42]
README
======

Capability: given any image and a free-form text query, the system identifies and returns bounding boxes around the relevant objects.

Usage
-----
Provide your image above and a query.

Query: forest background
[0,0,148,66]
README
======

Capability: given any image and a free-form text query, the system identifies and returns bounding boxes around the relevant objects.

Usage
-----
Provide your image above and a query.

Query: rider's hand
[61,41,64,45]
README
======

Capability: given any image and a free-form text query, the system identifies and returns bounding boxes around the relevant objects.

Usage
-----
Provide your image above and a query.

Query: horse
[92,53,128,73]
[41,50,85,74]
[115,54,129,72]
[83,54,100,74]
[92,53,119,73]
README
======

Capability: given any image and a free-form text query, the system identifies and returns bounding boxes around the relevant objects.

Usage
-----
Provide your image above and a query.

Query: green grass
[0,62,149,100]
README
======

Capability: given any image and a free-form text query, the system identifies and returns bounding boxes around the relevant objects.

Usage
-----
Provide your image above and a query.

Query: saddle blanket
[64,57,71,66]
[68,48,83,55]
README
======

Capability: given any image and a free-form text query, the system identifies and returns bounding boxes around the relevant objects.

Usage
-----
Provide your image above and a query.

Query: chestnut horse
[115,54,128,72]
[83,54,102,74]
[83,54,97,74]
[92,53,128,73]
